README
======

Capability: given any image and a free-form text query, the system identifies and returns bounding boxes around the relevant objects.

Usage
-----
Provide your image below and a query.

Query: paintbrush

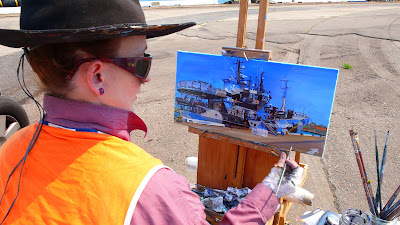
[382,199,400,220]
[275,146,293,197]
[386,204,400,221]
[374,130,381,213]
[379,131,389,199]
[380,185,400,218]
[349,130,377,216]
[378,131,389,217]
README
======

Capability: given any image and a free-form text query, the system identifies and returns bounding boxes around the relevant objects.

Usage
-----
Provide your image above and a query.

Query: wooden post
[236,0,249,48]
[255,0,269,50]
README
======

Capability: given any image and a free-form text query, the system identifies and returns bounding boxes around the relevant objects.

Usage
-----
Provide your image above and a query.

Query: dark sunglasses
[65,53,152,81]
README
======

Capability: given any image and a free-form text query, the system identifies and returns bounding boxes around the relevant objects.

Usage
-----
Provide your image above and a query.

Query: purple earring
[99,88,104,95]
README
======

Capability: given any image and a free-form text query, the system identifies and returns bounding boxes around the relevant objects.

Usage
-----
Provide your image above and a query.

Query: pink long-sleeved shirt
[43,95,280,224]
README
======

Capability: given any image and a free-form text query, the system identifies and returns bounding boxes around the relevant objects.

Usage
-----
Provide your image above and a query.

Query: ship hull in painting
[248,117,310,134]
[268,117,310,134]
[180,108,225,127]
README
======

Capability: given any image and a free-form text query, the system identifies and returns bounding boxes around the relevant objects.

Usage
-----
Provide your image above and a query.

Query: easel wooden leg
[236,0,249,48]
[255,0,269,50]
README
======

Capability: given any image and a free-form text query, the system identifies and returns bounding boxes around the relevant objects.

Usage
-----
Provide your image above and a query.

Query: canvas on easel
[174,51,339,157]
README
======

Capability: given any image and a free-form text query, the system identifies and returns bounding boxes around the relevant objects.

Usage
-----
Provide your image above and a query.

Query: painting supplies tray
[192,184,252,224]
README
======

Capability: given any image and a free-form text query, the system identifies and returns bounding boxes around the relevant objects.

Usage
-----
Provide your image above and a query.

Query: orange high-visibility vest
[0,123,164,225]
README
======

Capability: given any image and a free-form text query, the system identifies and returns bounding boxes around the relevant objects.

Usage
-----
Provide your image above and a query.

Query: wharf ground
[1,2,400,224]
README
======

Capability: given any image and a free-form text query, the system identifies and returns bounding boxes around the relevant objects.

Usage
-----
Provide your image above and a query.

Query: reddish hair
[28,39,121,97]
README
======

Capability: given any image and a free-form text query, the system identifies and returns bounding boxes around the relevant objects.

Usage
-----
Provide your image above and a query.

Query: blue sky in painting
[175,51,339,126]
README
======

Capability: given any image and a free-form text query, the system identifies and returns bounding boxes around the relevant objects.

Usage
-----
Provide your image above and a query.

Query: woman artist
[0,0,302,224]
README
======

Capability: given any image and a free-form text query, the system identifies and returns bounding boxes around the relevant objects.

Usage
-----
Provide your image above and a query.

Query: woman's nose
[143,74,151,83]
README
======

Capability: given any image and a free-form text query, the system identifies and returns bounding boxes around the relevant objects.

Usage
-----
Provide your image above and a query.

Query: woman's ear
[85,60,105,96]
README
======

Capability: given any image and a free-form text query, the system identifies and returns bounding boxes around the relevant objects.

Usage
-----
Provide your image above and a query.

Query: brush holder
[339,208,371,225]
[369,213,398,225]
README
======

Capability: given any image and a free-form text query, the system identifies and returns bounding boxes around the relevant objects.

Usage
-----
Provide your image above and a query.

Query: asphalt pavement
[1,2,400,224]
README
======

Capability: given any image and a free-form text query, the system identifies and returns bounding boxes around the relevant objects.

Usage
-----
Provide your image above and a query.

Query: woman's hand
[261,152,304,198]
[275,152,298,169]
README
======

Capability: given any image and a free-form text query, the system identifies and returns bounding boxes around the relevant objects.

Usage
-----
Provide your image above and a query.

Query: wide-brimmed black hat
[0,0,195,48]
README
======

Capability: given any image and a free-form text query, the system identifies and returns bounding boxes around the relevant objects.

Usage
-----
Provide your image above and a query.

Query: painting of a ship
[175,56,312,135]
[174,51,338,157]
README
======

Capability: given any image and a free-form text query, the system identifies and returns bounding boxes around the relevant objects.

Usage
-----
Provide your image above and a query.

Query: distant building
[140,0,226,7]
[139,0,366,7]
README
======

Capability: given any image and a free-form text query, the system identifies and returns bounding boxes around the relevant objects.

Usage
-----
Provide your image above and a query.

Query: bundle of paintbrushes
[349,130,400,222]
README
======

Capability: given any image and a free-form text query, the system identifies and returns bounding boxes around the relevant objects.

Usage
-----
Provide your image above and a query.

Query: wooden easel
[189,1,308,224]
[189,124,308,225]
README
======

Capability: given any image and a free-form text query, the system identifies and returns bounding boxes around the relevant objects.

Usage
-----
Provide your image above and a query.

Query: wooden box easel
[189,1,309,224]
[189,124,308,225]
